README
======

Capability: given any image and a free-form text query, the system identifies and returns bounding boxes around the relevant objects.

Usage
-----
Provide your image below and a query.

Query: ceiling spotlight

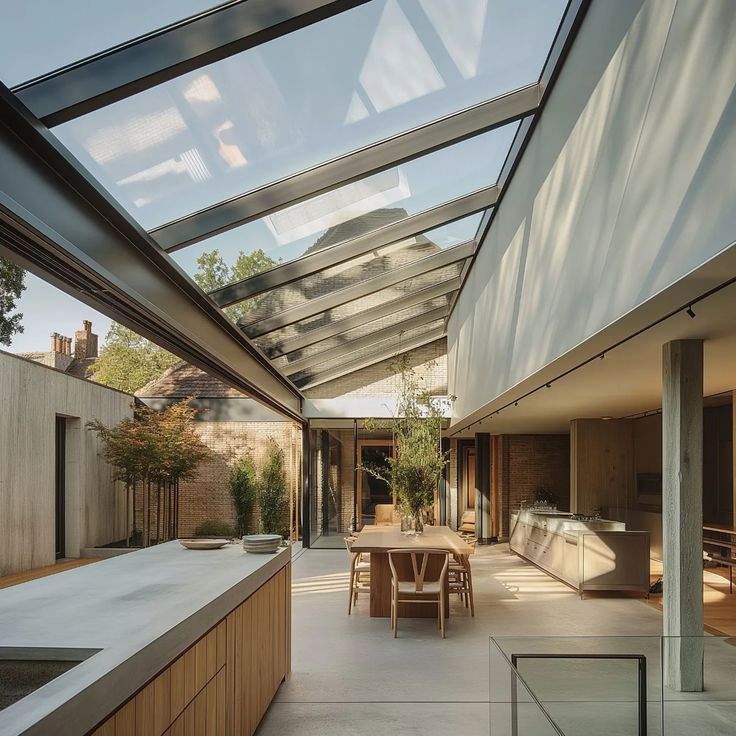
[600,353,605,359]
[545,383,552,388]
[514,401,519,406]
[686,305,696,319]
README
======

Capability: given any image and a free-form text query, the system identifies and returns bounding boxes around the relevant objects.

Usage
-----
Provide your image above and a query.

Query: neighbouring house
[0,344,132,576]
[16,319,99,379]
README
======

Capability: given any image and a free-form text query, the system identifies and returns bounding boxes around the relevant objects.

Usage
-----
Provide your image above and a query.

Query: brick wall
[499,434,570,538]
[135,420,302,539]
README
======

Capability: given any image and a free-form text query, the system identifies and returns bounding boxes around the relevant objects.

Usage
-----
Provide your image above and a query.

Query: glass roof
[51,0,564,229]
[0,0,578,393]
[169,125,514,285]
[0,1,220,87]
[230,213,478,326]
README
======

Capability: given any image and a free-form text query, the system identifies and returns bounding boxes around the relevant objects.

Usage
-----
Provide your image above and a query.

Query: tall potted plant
[365,358,448,532]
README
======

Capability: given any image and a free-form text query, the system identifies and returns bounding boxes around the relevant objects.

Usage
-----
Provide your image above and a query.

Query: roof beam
[242,241,473,338]
[295,328,446,390]
[0,83,302,421]
[13,0,370,127]
[267,277,461,358]
[209,186,497,307]
[150,84,540,250]
[280,306,448,376]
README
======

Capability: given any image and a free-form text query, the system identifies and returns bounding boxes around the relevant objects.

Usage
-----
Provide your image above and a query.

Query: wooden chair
[375,504,401,526]
[458,510,476,539]
[449,553,475,616]
[345,537,370,614]
[387,548,449,638]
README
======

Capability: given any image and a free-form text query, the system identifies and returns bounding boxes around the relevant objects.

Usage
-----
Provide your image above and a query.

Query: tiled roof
[135,362,246,399]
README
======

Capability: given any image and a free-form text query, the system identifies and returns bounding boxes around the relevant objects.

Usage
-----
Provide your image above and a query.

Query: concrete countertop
[0,541,291,736]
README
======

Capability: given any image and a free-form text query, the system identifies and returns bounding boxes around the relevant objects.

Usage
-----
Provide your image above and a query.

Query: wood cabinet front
[90,563,290,736]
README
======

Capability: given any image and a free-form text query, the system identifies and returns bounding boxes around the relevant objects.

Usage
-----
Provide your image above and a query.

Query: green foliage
[193,248,279,322]
[230,454,259,536]
[364,357,448,518]
[87,399,211,487]
[89,323,179,394]
[0,256,25,346]
[194,519,235,538]
[259,439,289,537]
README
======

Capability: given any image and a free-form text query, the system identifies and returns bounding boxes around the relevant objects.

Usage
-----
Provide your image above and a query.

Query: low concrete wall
[0,350,132,575]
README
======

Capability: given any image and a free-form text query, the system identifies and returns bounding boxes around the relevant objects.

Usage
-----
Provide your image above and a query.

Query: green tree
[259,438,289,537]
[230,453,259,536]
[0,256,25,346]
[193,248,279,322]
[89,323,179,394]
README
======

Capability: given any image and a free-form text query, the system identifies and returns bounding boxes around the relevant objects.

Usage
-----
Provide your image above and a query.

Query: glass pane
[171,124,513,289]
[249,263,461,350]
[271,297,454,368]
[221,212,477,326]
[291,318,447,385]
[0,1,221,87]
[53,0,566,227]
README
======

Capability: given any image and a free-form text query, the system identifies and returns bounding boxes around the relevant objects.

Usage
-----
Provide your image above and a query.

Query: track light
[545,383,552,388]
[514,401,519,406]
[686,305,696,319]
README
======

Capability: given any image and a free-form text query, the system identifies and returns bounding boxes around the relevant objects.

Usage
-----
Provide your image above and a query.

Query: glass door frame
[356,438,396,529]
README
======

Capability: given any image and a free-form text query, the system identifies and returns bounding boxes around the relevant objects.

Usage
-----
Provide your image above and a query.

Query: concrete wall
[0,350,132,575]
[448,0,736,422]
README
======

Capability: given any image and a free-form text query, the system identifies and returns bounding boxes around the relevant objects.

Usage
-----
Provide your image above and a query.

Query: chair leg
[466,565,475,618]
[440,591,446,639]
[348,563,355,615]
[393,590,399,638]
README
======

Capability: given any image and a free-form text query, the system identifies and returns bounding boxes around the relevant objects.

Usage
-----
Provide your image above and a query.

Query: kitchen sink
[0,648,99,711]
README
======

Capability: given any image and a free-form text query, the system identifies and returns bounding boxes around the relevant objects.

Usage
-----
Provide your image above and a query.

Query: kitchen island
[509,510,649,597]
[0,541,291,736]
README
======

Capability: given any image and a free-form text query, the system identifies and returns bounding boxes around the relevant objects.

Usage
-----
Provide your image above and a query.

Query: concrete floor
[256,545,736,735]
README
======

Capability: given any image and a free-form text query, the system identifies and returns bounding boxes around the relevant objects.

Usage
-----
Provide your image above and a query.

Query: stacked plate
[242,534,282,554]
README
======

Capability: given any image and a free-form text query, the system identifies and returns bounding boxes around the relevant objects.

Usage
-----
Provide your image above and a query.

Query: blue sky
[7,273,112,353]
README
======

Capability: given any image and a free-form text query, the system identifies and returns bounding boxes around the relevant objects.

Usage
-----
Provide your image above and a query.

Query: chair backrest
[375,504,400,525]
[459,510,476,532]
[387,548,449,592]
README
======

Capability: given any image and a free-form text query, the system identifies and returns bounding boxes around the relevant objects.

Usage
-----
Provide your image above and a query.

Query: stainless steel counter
[509,510,649,597]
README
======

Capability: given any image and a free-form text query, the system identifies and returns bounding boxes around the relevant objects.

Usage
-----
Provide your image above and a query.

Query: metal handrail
[510,653,647,736]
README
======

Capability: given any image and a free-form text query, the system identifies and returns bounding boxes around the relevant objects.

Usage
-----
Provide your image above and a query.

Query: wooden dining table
[351,525,475,618]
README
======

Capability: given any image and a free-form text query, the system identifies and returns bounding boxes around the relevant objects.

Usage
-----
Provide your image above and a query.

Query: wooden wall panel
[88,563,289,736]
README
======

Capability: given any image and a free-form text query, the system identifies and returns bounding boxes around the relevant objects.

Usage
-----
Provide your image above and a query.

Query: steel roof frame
[295,327,446,389]
[13,0,370,127]
[266,277,461,358]
[242,240,473,338]
[208,185,497,306]
[0,83,302,421]
[149,84,540,250]
[280,305,447,375]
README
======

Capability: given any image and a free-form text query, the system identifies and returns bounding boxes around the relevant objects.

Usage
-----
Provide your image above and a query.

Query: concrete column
[662,340,704,691]
[732,391,736,529]
[474,433,493,543]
